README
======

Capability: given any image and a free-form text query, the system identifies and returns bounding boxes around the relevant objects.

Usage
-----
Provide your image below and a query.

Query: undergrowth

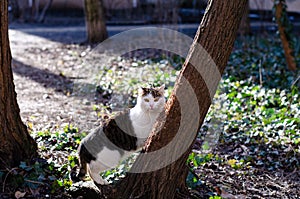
[187,35,299,198]
[1,35,299,198]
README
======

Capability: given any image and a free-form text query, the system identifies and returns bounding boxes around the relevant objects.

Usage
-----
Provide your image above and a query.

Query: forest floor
[9,21,199,133]
[10,25,101,133]
[2,21,299,198]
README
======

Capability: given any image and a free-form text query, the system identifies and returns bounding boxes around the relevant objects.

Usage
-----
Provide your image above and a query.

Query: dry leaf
[15,191,26,199]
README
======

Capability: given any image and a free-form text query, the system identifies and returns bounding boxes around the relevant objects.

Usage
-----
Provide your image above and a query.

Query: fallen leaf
[15,191,26,199]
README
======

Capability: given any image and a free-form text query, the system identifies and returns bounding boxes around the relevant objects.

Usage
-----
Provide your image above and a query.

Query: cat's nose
[150,104,154,109]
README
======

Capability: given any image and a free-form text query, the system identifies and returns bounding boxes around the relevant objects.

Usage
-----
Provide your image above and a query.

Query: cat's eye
[154,98,159,102]
[144,98,149,102]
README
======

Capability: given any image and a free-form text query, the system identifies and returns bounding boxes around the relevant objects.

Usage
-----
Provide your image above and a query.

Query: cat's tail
[69,165,87,182]
[69,144,89,183]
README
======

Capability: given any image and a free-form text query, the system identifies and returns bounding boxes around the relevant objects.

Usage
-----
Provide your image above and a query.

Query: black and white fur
[70,85,165,185]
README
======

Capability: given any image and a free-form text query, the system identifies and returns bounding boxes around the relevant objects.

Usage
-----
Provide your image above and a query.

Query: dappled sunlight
[2,0,299,196]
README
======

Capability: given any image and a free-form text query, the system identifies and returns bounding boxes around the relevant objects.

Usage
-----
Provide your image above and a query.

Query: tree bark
[274,0,297,71]
[109,0,248,198]
[84,0,108,44]
[238,0,251,35]
[15,0,31,22]
[36,0,53,23]
[0,1,37,169]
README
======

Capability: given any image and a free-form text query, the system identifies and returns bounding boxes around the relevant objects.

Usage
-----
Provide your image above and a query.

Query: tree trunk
[36,0,53,23]
[84,0,108,44]
[274,0,297,71]
[238,0,251,35]
[0,1,37,169]
[110,0,248,198]
[15,0,31,22]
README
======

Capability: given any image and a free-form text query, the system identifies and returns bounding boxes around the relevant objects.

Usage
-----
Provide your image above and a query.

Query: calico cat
[70,85,165,185]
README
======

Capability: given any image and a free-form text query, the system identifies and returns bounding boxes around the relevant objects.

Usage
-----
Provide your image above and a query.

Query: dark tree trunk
[274,0,297,71]
[238,0,251,35]
[35,0,53,23]
[0,1,37,169]
[109,0,248,198]
[84,0,108,44]
[15,0,31,22]
[155,0,179,24]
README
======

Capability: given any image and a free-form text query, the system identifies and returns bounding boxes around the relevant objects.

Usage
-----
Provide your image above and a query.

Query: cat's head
[137,85,165,113]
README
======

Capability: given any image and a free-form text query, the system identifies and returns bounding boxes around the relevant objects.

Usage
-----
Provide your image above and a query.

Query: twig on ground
[2,168,18,192]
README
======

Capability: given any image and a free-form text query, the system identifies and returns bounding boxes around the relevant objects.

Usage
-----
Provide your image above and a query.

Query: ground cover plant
[188,36,300,198]
[0,34,299,198]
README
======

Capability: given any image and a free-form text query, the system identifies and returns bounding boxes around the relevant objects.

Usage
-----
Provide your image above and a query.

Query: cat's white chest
[132,121,152,143]
[129,108,158,147]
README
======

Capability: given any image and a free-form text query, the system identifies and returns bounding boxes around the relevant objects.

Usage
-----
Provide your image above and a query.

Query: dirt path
[10,28,102,133]
[8,22,194,133]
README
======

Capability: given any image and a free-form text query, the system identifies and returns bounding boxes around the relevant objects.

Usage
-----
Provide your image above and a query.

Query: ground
[11,25,100,133]
[9,22,197,133]
[5,22,300,198]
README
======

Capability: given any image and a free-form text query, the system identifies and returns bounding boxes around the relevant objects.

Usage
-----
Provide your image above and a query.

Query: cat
[70,85,165,186]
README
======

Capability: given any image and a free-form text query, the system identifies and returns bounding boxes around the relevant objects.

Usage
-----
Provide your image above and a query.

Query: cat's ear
[138,87,146,96]
[157,84,165,95]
